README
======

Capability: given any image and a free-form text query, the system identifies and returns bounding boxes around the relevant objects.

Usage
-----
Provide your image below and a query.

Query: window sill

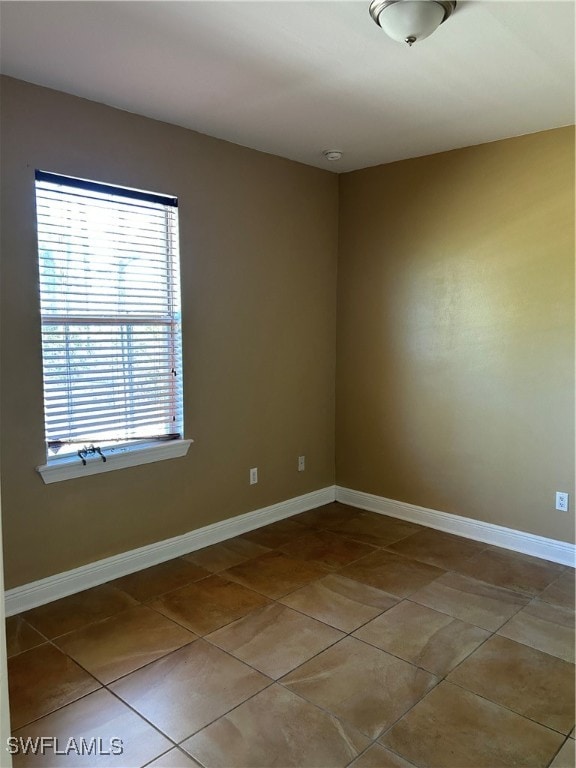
[36,439,193,484]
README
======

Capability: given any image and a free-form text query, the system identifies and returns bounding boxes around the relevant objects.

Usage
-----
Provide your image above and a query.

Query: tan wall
[0,77,338,588]
[337,127,575,542]
[1,76,573,589]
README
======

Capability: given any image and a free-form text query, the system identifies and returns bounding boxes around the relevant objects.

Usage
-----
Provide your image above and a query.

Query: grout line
[174,678,277,751]
[445,676,574,737]
[140,746,175,767]
[545,736,574,768]
[104,684,184,748]
[95,634,200,687]
[9,691,105,735]
[7,505,574,767]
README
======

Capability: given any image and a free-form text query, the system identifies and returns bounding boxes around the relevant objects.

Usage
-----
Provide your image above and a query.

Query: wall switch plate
[555,491,569,512]
[298,455,305,472]
[250,467,258,485]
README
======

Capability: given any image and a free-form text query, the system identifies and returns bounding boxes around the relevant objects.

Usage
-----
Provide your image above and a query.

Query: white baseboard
[336,486,575,567]
[4,486,336,616]
[6,483,573,616]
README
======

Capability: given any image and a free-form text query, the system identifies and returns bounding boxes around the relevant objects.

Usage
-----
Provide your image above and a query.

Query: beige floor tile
[340,550,445,599]
[349,744,416,768]
[239,518,309,548]
[539,570,576,609]
[8,643,100,730]
[354,600,489,675]
[11,688,171,768]
[222,551,328,598]
[497,598,575,662]
[550,739,576,768]
[281,636,437,738]
[22,585,137,638]
[381,681,564,768]
[291,502,364,530]
[145,748,202,768]
[387,528,487,571]
[278,528,376,569]
[6,616,45,657]
[110,639,269,742]
[111,558,210,602]
[326,513,422,548]
[454,546,566,596]
[181,684,369,768]
[10,520,569,768]
[206,602,343,678]
[54,605,195,683]
[149,574,270,635]
[182,537,270,572]
[280,574,397,633]
[447,634,575,734]
[410,572,529,631]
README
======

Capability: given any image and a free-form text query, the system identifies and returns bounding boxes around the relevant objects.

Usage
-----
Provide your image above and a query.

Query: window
[34,171,191,483]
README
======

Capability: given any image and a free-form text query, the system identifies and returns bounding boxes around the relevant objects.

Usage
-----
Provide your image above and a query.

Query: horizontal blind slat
[46,401,177,423]
[36,172,183,453]
[46,413,178,436]
[46,384,177,404]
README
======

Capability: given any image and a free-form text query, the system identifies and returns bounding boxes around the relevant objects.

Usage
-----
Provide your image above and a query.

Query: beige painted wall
[1,76,573,589]
[0,485,13,767]
[0,77,338,588]
[337,127,575,543]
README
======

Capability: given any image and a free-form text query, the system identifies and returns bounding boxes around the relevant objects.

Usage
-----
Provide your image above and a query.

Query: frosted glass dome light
[369,0,457,47]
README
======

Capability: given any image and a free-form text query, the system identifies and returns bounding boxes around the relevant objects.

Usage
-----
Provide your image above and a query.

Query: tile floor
[6,502,575,768]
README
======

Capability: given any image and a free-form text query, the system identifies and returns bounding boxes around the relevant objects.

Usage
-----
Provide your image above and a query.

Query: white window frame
[34,171,191,484]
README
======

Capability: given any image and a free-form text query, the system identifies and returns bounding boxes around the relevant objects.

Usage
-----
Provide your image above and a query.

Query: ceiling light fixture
[323,150,343,161]
[369,0,456,47]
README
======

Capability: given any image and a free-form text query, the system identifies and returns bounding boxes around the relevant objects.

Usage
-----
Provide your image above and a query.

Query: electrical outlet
[555,492,569,512]
[250,467,258,485]
[298,455,305,472]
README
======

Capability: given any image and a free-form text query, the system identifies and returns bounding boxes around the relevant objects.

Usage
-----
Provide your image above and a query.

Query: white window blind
[35,170,184,461]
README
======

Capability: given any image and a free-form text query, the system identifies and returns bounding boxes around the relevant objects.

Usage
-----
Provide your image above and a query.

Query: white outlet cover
[555,492,569,512]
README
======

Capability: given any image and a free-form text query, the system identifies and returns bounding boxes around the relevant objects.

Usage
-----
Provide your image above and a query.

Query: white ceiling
[0,1,574,172]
